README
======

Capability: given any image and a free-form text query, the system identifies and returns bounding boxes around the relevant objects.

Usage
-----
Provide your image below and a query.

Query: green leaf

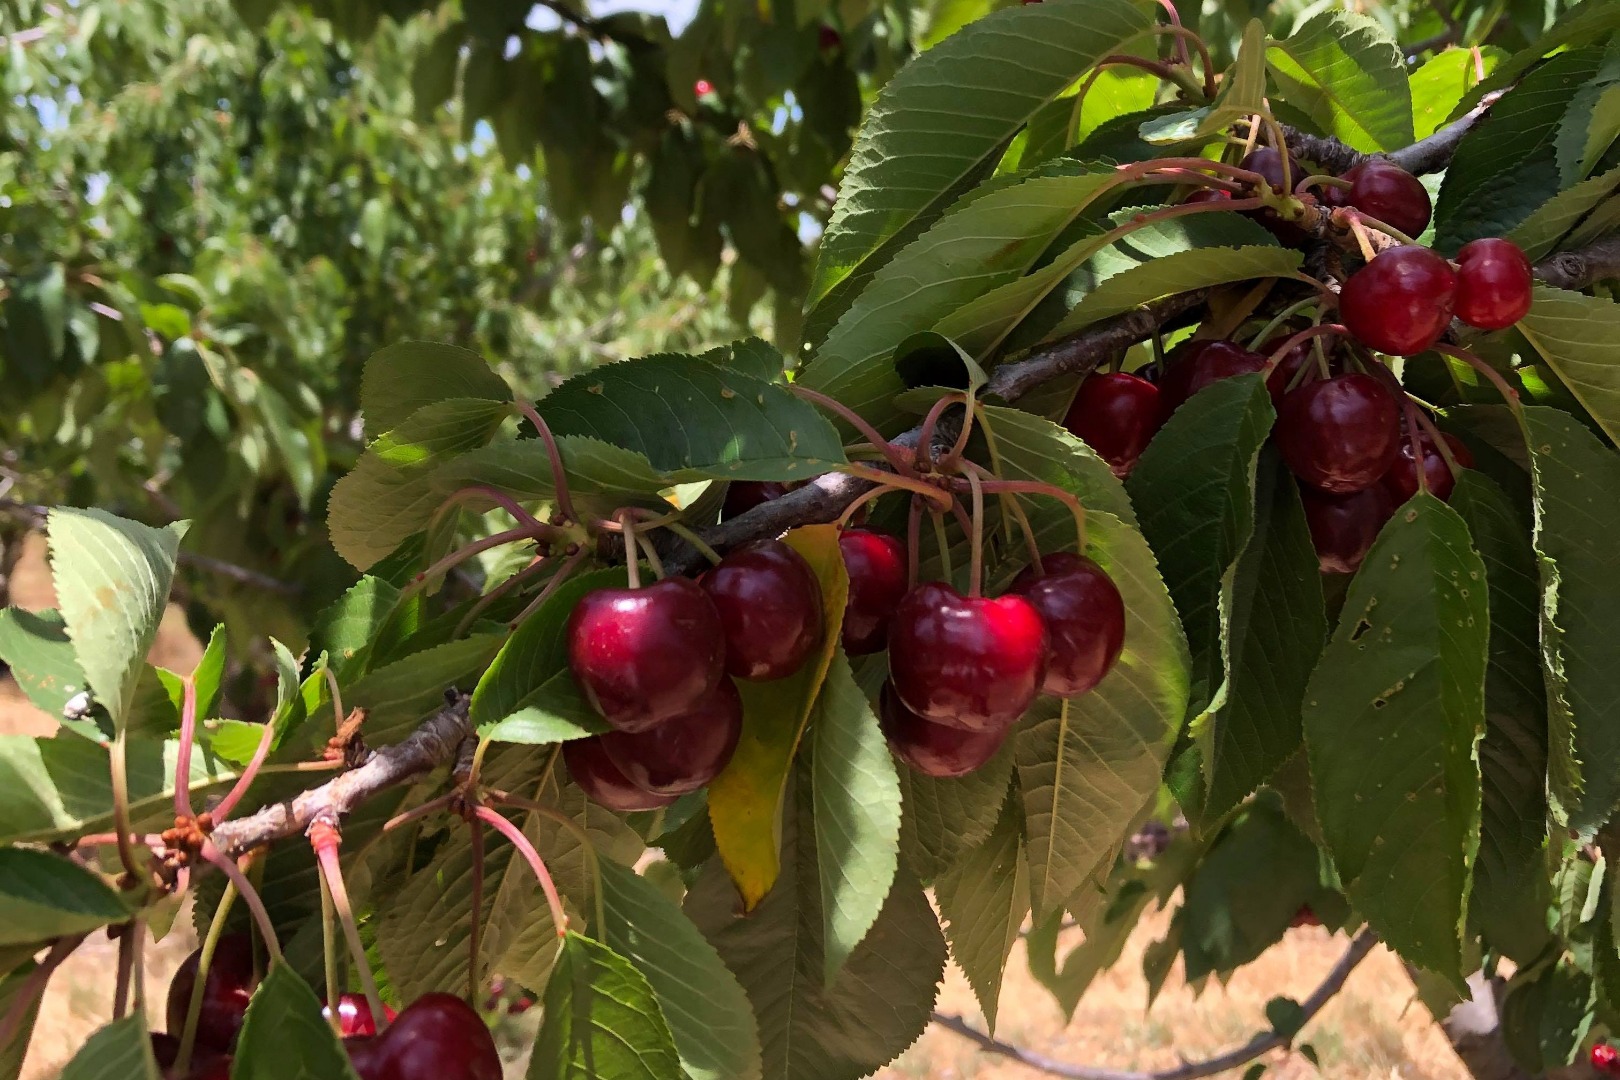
[46,509,185,729]
[530,932,681,1080]
[537,353,844,483]
[1507,163,1620,261]
[1539,955,1597,1067]
[0,962,43,1079]
[346,634,503,743]
[599,861,764,1080]
[1139,20,1267,147]
[976,404,1135,525]
[233,963,361,1080]
[1017,510,1191,918]
[1126,373,1275,715]
[309,577,401,678]
[811,651,901,984]
[1266,11,1414,152]
[1303,495,1487,985]
[1518,286,1620,445]
[59,1016,159,1080]
[412,20,464,120]
[1266,997,1307,1041]
[935,796,1027,1033]
[3,264,67,388]
[1409,47,1505,139]
[1521,406,1620,836]
[431,436,670,506]
[0,608,85,716]
[805,0,1154,332]
[360,341,512,435]
[1459,0,1620,112]
[0,848,127,945]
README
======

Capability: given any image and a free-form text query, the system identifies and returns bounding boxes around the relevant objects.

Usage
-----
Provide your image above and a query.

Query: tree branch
[932,930,1379,1080]
[1281,92,1502,176]
[1533,234,1620,291]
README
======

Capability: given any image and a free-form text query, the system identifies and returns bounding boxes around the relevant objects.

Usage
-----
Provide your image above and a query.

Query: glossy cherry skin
[567,576,725,732]
[1382,431,1474,503]
[367,993,502,1080]
[326,993,397,1037]
[564,736,676,812]
[1241,147,1300,193]
[1262,335,1341,405]
[1342,160,1432,238]
[602,676,743,795]
[1339,245,1458,356]
[1062,372,1163,477]
[1009,553,1126,697]
[344,1036,385,1080]
[1593,1043,1620,1074]
[878,682,1006,778]
[1159,340,1268,413]
[1275,373,1401,494]
[887,581,1049,731]
[1455,237,1533,330]
[1300,485,1395,574]
[722,480,799,520]
[165,932,257,1053]
[701,540,823,680]
[838,527,908,655]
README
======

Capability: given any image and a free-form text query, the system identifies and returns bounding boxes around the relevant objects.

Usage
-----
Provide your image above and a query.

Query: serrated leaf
[59,1016,159,1080]
[1303,495,1487,986]
[309,577,400,678]
[811,651,901,984]
[1554,47,1620,184]
[977,404,1135,525]
[1266,11,1414,152]
[1507,163,1620,261]
[530,932,682,1080]
[1518,286,1620,444]
[47,509,185,729]
[346,634,503,743]
[1410,47,1504,139]
[0,848,127,944]
[233,963,361,1080]
[431,435,670,505]
[599,860,763,1080]
[805,0,1155,332]
[0,608,85,716]
[1459,0,1620,114]
[896,741,1014,884]
[360,341,511,435]
[935,796,1027,1033]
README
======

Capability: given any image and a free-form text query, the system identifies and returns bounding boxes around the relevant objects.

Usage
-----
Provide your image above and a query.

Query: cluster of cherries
[149,935,500,1080]
[1065,149,1533,574]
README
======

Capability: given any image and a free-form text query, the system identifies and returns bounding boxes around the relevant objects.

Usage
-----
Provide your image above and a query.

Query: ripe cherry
[722,480,799,520]
[1262,335,1342,405]
[878,682,1005,778]
[1062,372,1163,477]
[564,736,676,812]
[602,676,743,795]
[1383,431,1474,503]
[326,993,397,1037]
[838,527,908,655]
[345,1036,385,1080]
[365,992,502,1080]
[1300,485,1395,574]
[1289,905,1322,928]
[1339,245,1457,356]
[166,933,257,1053]
[694,78,715,96]
[1159,340,1268,413]
[1275,373,1401,493]
[818,24,841,49]
[1009,553,1126,697]
[1454,237,1533,330]
[1593,1043,1620,1074]
[567,576,725,732]
[888,581,1049,731]
[701,539,823,680]
[1183,187,1231,206]
[182,1058,232,1080]
[1342,160,1432,238]
[1241,147,1300,194]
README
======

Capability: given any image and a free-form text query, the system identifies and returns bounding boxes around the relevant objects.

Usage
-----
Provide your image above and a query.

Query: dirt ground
[2,533,1467,1079]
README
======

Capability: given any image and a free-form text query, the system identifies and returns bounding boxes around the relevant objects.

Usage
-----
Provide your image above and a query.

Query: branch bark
[1281,93,1502,176]
[1532,234,1620,291]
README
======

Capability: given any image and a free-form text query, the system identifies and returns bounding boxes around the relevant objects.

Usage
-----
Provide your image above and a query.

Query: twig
[1279,93,1501,176]
[1533,234,1620,291]
[932,930,1378,1080]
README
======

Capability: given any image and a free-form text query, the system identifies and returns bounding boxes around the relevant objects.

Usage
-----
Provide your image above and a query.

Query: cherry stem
[319,871,342,1036]
[835,483,899,530]
[109,731,143,883]
[1266,324,1348,369]
[1154,0,1192,68]
[201,843,282,961]
[1248,296,1322,351]
[1262,113,1293,192]
[489,791,606,935]
[439,484,555,538]
[916,394,961,472]
[472,805,570,939]
[1400,396,1430,495]
[967,472,986,598]
[906,497,923,591]
[514,401,579,525]
[212,720,277,824]
[0,935,85,1056]
[324,667,345,730]
[969,479,1089,552]
[177,880,240,1076]
[1345,214,1379,262]
[1433,343,1524,419]
[1312,337,1331,381]
[1410,409,1463,480]
[661,521,722,566]
[839,460,952,510]
[467,813,486,1003]
[635,532,665,580]
[970,403,1016,549]
[1294,173,1352,196]
[508,546,590,629]
[311,830,387,1031]
[384,792,457,833]
[790,385,912,473]
[174,676,200,820]
[617,511,643,589]
[1097,52,1197,97]
[458,554,551,636]
[930,510,954,584]
[1239,112,1263,158]
[112,922,136,1019]
[1064,66,1107,145]
[397,525,544,604]
[1350,209,1419,247]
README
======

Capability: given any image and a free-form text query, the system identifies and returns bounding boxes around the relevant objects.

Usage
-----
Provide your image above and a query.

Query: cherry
[887,581,1049,731]
[1454,237,1533,330]
[694,78,715,96]
[1289,905,1322,928]
[567,576,725,732]
[564,736,676,811]
[166,932,257,1053]
[602,676,743,795]
[818,24,841,49]
[183,1058,232,1080]
[722,480,799,520]
[1062,372,1163,477]
[152,1033,181,1071]
[1262,335,1340,405]
[1318,180,1353,209]
[365,993,501,1080]
[345,1036,385,1080]
[1009,553,1126,697]
[1593,1043,1620,1074]
[1383,431,1474,503]
[326,993,397,1037]
[838,527,908,655]
[701,539,823,680]
[878,682,1005,778]
[1159,340,1268,413]
[1274,373,1401,494]
[1341,160,1432,238]
[1300,485,1395,574]
[1183,187,1231,206]
[1241,147,1300,194]
[1338,245,1457,356]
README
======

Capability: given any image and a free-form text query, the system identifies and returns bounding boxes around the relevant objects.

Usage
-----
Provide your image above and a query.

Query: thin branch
[1533,233,1620,291]
[1280,93,1502,176]
[932,930,1379,1080]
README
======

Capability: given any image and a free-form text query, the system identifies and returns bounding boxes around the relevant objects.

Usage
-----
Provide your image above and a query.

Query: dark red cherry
[1593,1043,1620,1074]
[1275,373,1401,493]
[1318,180,1353,209]
[1241,147,1300,193]
[701,539,823,680]
[151,1034,181,1071]
[345,1036,386,1080]
[722,480,800,520]
[567,576,725,732]
[368,992,501,1080]
[1455,237,1533,330]
[838,527,908,655]
[1382,432,1473,503]
[1159,340,1268,413]
[166,933,257,1053]
[818,24,841,49]
[1062,372,1163,477]
[1339,245,1457,356]
[183,1058,232,1080]
[564,736,676,812]
[1300,485,1395,574]
[878,682,1006,778]
[1342,160,1432,238]
[326,993,396,1037]
[887,581,1049,731]
[602,676,743,795]
[1262,335,1337,405]
[1289,905,1322,928]
[1009,553,1125,697]
[1184,187,1231,206]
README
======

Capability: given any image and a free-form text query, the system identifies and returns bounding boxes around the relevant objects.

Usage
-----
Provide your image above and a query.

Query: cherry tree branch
[1280,93,1502,176]
[932,929,1379,1080]
[1533,234,1620,291]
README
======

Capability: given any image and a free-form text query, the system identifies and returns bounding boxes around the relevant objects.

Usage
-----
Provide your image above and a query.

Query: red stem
[1432,343,1523,417]
[212,720,276,823]
[916,394,962,472]
[508,546,590,629]
[199,843,282,960]
[384,792,456,833]
[174,677,199,820]
[1266,324,1349,369]
[473,805,570,939]
[441,484,555,536]
[966,472,986,598]
[514,401,579,525]
[398,525,543,602]
[311,830,387,1028]
[790,385,912,474]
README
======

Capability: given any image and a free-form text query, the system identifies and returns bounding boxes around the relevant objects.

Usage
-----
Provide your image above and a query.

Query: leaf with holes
[1266,10,1414,152]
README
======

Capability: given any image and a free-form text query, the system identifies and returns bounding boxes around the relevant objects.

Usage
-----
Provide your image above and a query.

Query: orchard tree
[12,1,1620,1079]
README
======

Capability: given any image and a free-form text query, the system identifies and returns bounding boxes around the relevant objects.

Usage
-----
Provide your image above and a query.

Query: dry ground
[2,533,1467,1079]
